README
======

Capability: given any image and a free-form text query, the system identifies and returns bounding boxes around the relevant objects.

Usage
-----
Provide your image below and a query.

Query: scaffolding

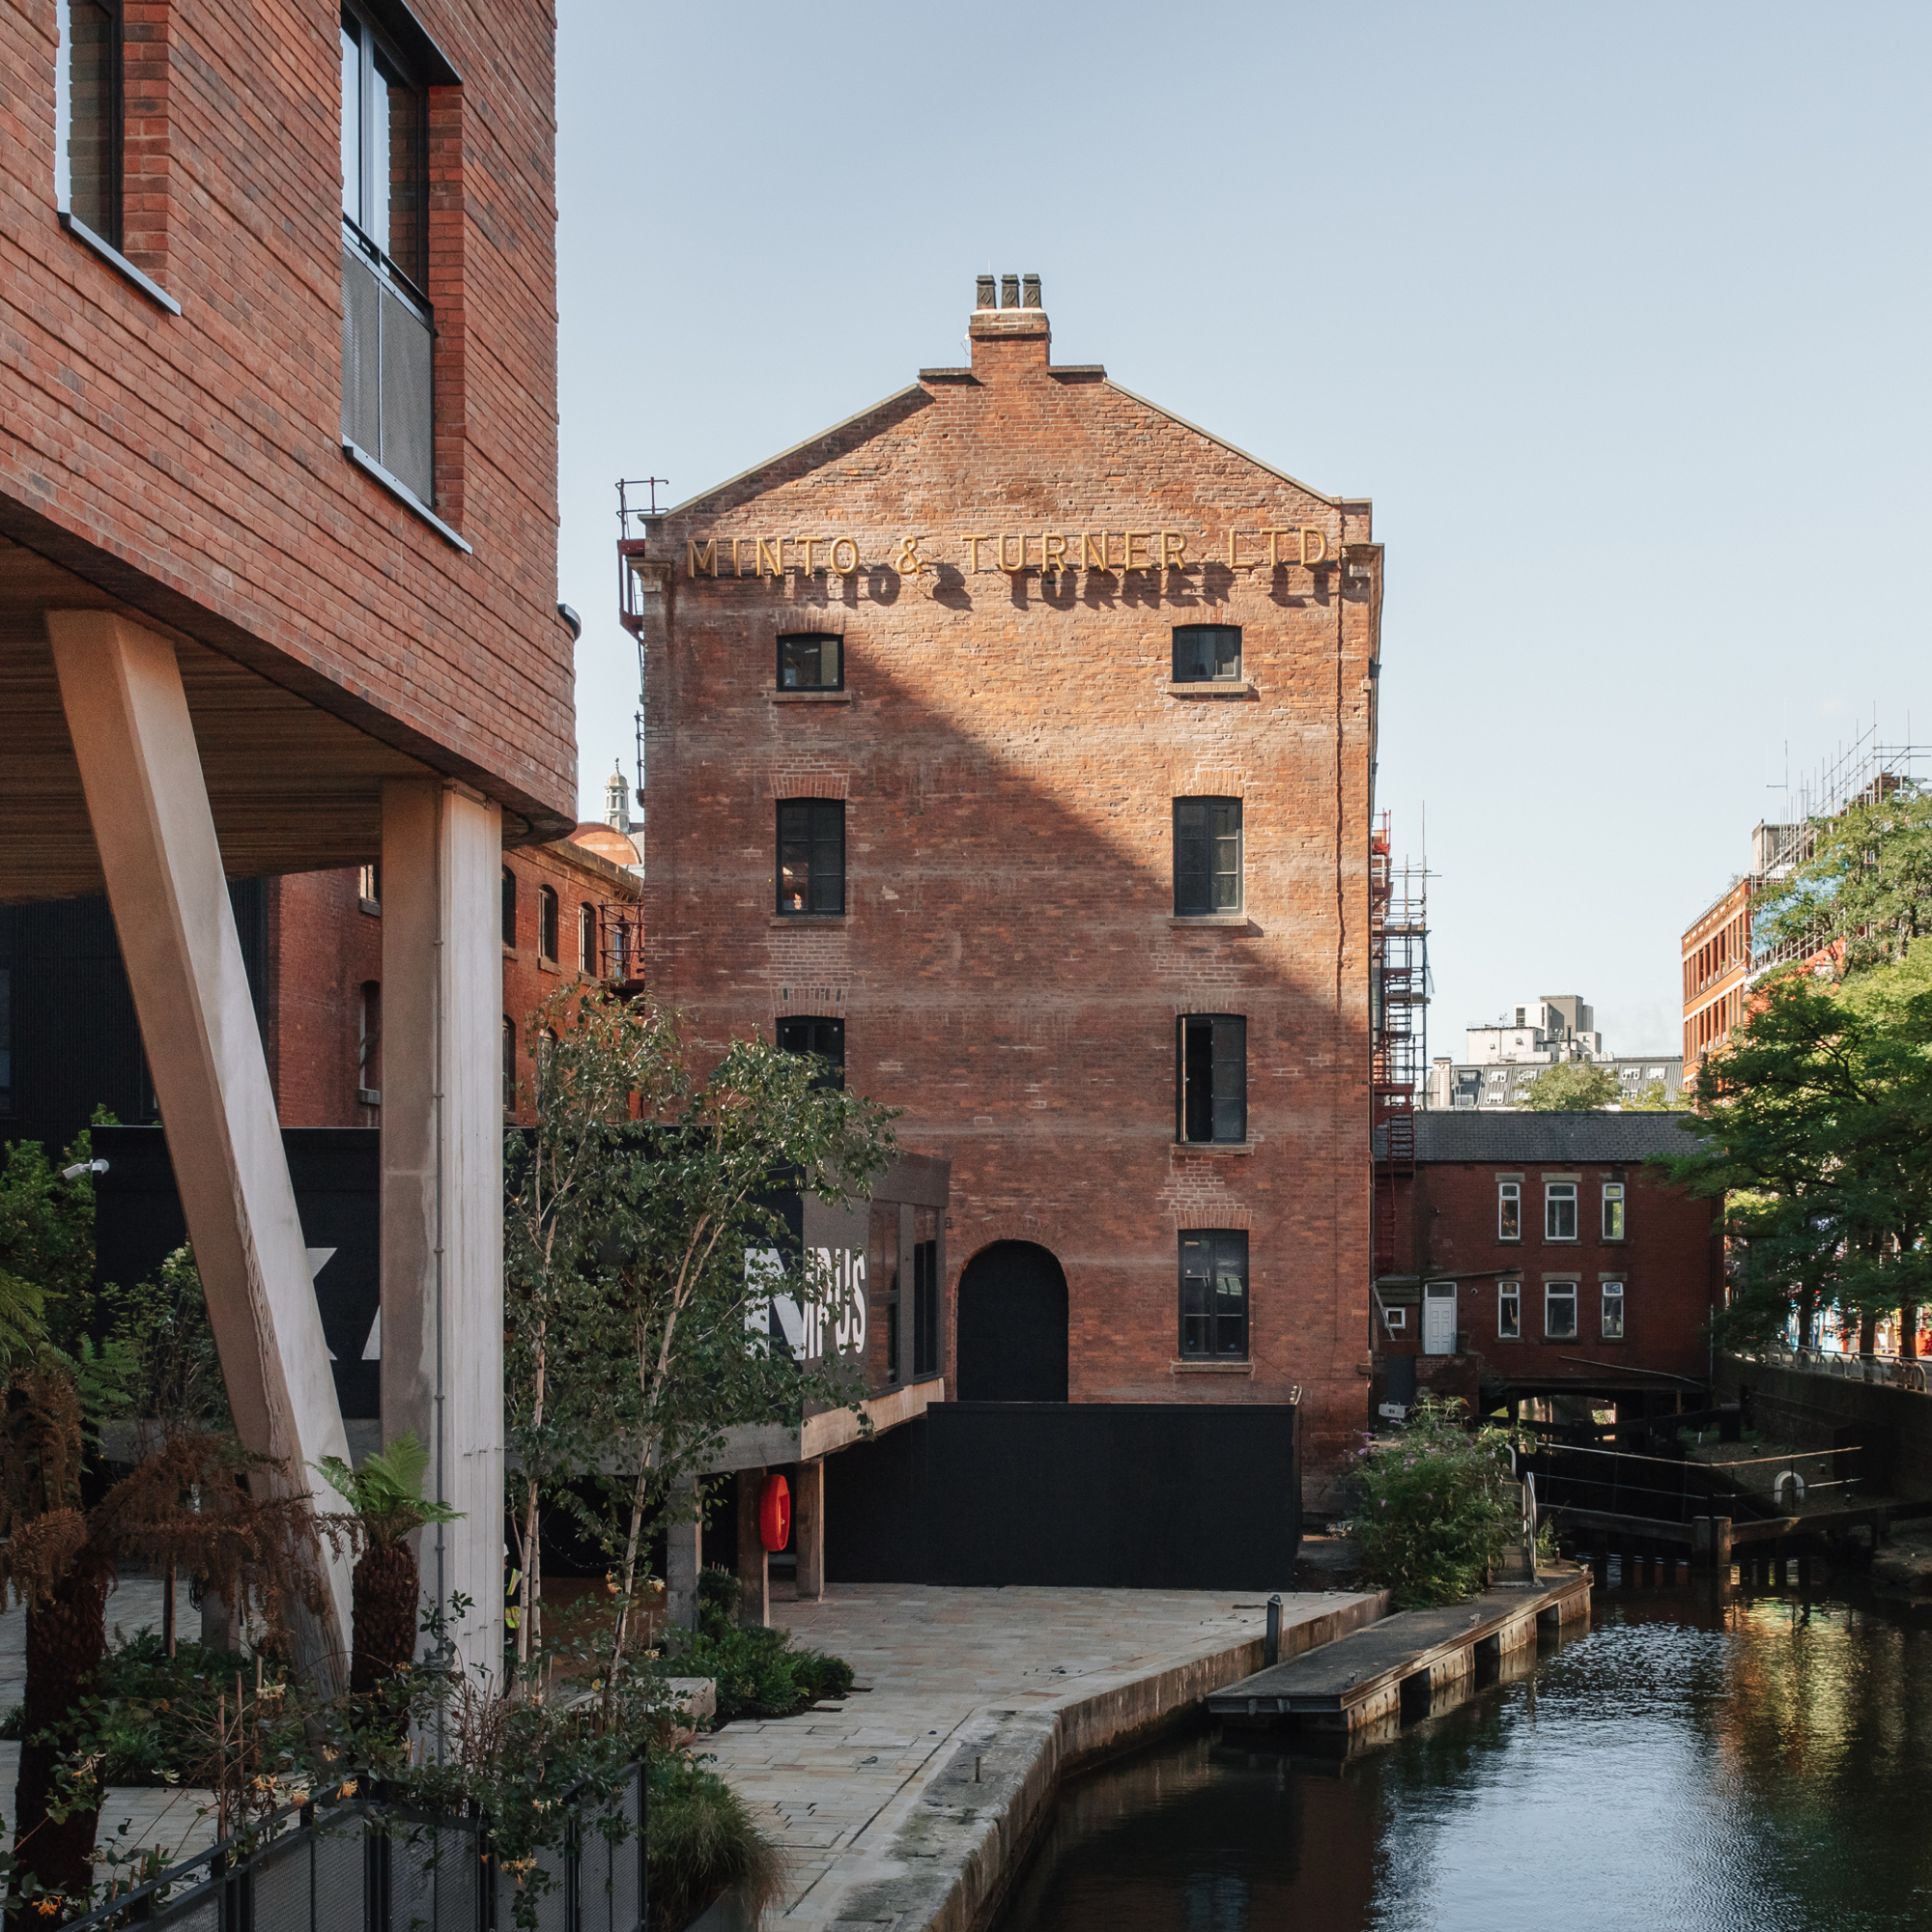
[1371,813,1430,1277]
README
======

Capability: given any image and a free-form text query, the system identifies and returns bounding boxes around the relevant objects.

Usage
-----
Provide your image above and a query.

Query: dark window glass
[500,867,517,948]
[913,1207,939,1378]
[777,1014,845,1089]
[578,902,597,974]
[538,886,558,962]
[500,1016,515,1115]
[1179,1014,1246,1144]
[357,980,381,1098]
[1174,798,1242,915]
[1173,624,1241,683]
[777,800,845,916]
[1179,1230,1248,1359]
[778,634,842,691]
[62,0,122,246]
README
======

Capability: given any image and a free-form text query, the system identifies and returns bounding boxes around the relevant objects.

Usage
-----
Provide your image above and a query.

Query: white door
[1422,1281,1458,1356]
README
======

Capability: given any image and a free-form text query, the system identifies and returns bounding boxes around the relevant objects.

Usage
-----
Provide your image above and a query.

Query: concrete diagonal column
[380,780,504,1688]
[46,611,353,1689]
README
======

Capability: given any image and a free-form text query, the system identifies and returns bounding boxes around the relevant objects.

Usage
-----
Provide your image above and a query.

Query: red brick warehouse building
[622,276,1383,1501]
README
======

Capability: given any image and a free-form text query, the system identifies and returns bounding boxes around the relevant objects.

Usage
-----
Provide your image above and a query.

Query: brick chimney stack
[970,270,1049,380]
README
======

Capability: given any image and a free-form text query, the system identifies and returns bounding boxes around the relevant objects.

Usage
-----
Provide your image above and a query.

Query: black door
[954,1240,1068,1402]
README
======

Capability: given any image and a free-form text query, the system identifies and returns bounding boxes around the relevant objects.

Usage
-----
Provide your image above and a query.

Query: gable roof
[1377,1112,1705,1164]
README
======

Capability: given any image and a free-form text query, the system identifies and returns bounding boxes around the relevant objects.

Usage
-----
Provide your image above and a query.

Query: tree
[1618,1080,1683,1112]
[1756,781,1932,977]
[1519,1062,1619,1111]
[502,988,898,1687]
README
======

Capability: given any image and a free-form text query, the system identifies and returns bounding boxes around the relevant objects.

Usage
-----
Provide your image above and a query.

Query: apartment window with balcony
[777,800,844,916]
[341,0,434,508]
[1179,1231,1249,1360]
[1545,1181,1577,1241]
[1172,624,1241,683]
[537,886,559,965]
[1174,798,1242,915]
[1177,1014,1246,1144]
[1603,1180,1626,1241]
[1498,1179,1521,1241]
[1602,1279,1625,1339]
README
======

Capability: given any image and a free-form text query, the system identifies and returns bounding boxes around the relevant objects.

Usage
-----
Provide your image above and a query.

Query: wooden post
[795,1459,825,1602]
[737,1467,769,1628]
[1692,1517,1713,1567]
[1714,1517,1733,1576]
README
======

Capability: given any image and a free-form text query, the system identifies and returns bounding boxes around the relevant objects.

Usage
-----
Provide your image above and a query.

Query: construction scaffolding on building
[1371,813,1430,1277]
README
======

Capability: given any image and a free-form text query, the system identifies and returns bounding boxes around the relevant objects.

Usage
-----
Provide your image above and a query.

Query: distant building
[1464,994,1604,1065]
[1422,989,1681,1110]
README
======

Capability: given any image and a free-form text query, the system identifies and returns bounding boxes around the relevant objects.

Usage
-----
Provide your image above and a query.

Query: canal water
[996,1584,1932,1931]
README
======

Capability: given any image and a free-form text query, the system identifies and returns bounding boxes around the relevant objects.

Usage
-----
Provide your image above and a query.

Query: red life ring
[759,1473,791,1552]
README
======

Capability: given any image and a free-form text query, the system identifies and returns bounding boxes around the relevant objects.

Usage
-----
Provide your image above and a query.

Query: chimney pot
[1021,273,1041,309]
[1001,273,1020,309]
[976,273,996,311]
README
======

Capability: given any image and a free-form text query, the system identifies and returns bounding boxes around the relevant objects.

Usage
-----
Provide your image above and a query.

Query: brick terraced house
[622,277,1383,1501]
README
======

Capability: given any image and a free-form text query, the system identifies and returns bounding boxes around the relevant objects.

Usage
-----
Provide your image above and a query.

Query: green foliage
[1660,966,1932,1344]
[0,1129,100,1365]
[645,1754,785,1932]
[1619,1080,1683,1111]
[1519,1062,1620,1111]
[1345,1397,1525,1608]
[57,1629,256,1785]
[101,1246,230,1432]
[312,1432,461,1548]
[1756,781,1932,978]
[670,1624,854,1723]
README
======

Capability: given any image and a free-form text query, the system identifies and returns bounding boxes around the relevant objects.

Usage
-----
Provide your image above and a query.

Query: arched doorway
[955,1240,1068,1402]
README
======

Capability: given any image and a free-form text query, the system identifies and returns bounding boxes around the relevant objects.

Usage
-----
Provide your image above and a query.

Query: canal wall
[1718,1353,1932,1496]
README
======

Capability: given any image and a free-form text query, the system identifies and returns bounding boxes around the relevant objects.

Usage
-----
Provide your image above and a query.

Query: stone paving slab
[697,1583,1384,1929]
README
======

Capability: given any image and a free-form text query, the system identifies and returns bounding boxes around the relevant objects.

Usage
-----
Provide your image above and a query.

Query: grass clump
[1344,1396,1526,1608]
[667,1567,855,1723]
[646,1754,784,1931]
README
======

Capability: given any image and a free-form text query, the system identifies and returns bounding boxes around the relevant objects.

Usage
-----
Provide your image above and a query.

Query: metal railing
[1520,1440,1863,1526]
[70,1762,644,1932]
[1740,1344,1932,1393]
[342,227,436,506]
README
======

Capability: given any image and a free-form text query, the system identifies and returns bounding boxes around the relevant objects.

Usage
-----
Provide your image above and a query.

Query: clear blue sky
[554,1,1932,1057]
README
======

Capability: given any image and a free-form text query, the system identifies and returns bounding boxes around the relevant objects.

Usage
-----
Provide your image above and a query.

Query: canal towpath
[690,1582,1385,1931]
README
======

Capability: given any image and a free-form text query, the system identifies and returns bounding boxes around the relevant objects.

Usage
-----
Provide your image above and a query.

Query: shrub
[1345,1397,1524,1608]
[669,1564,856,1721]
[646,1755,784,1932]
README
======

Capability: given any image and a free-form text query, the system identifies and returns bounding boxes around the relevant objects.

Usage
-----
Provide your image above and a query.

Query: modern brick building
[1373,1113,1722,1421]
[622,276,1383,1499]
[2,0,571,1677]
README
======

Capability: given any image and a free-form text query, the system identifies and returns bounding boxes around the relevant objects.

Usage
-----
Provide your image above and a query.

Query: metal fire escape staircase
[1371,820,1428,1281]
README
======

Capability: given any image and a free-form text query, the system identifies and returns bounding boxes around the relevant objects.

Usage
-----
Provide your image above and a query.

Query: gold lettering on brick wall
[831,537,860,575]
[895,536,925,574]
[756,537,784,578]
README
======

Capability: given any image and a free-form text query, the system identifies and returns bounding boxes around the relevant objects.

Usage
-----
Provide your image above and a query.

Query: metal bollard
[1264,1594,1282,1668]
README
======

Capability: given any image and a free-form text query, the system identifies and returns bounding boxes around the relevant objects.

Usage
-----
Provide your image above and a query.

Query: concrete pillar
[737,1467,769,1628]
[47,611,352,1688]
[380,779,504,1686]
[665,1478,702,1632]
[795,1459,825,1602]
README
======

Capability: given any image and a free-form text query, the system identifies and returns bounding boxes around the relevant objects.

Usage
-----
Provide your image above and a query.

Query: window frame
[1171,623,1242,684]
[356,980,382,1105]
[1544,1281,1578,1340]
[1177,1013,1247,1145]
[777,633,843,692]
[1383,1305,1406,1331]
[1603,1180,1627,1241]
[1545,1181,1578,1242]
[56,0,124,248]
[500,1015,515,1118]
[777,1014,846,1090]
[1602,1279,1626,1340]
[500,867,517,949]
[1179,1230,1249,1361]
[776,798,846,918]
[578,902,597,976]
[1497,1281,1521,1340]
[1173,797,1243,916]
[339,0,428,294]
[537,885,559,965]
[1497,1180,1521,1242]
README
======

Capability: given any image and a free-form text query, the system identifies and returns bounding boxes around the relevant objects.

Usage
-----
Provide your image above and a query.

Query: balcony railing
[342,225,435,506]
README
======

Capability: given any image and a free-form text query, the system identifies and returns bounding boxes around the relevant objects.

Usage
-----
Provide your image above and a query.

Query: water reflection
[996,1589,1932,1932]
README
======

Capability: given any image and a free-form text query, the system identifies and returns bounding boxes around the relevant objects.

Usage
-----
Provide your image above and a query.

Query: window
[778,634,842,691]
[1174,798,1242,915]
[356,980,381,1104]
[1603,1181,1626,1241]
[1545,1282,1577,1340]
[1179,1231,1248,1359]
[1498,1180,1520,1241]
[500,1015,515,1116]
[1545,1181,1577,1241]
[777,1015,845,1090]
[1383,1306,1406,1331]
[537,886,559,964]
[913,1207,939,1379]
[579,902,597,975]
[341,1,434,504]
[357,862,381,912]
[1172,624,1241,683]
[500,867,517,948]
[777,800,845,916]
[1498,1282,1520,1340]
[57,0,122,247]
[1177,1014,1246,1144]
[1602,1280,1625,1340]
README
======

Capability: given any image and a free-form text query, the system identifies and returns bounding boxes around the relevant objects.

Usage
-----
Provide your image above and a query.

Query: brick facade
[626,288,1382,1500]
[1378,1114,1722,1405]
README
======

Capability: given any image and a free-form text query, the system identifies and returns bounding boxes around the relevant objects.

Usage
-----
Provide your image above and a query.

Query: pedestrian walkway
[699,1582,1383,1929]
[0,1575,219,1869]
